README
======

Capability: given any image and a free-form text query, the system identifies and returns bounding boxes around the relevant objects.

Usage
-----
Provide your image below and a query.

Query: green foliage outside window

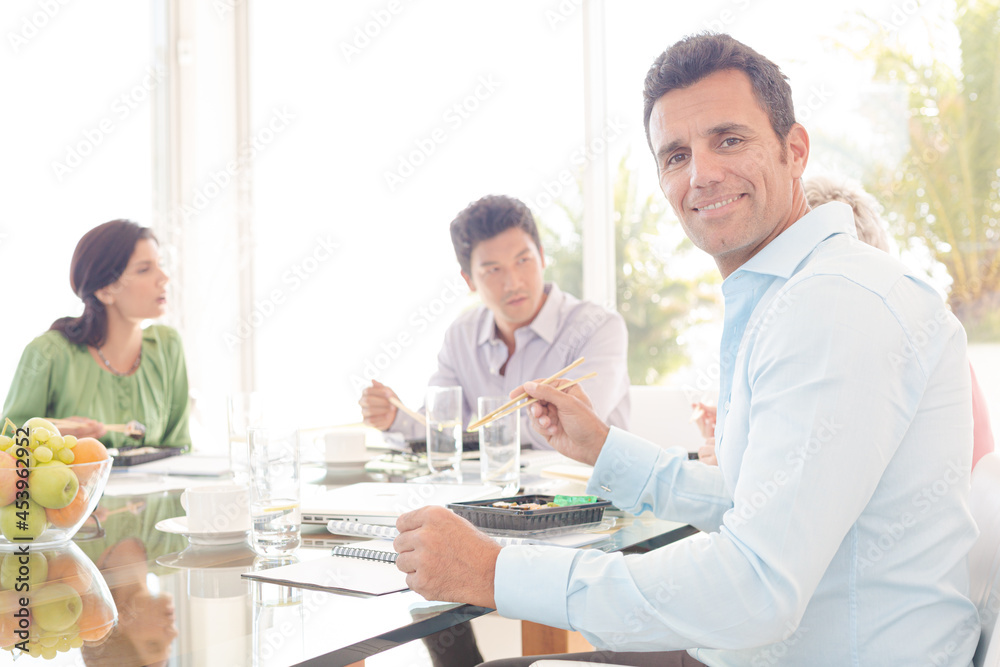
[860,0,1000,340]
[541,155,720,385]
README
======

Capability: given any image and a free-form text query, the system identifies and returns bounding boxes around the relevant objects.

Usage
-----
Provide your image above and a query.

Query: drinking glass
[425,386,463,478]
[247,427,301,556]
[477,396,521,495]
[228,392,266,483]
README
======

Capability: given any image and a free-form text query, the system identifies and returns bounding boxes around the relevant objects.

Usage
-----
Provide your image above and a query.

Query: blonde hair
[805,175,890,252]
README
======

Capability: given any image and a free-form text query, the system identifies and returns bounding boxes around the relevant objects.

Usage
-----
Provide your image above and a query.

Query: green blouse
[2,325,191,451]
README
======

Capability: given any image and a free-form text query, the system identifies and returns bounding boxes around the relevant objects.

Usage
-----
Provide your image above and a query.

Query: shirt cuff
[587,426,662,508]
[494,544,582,629]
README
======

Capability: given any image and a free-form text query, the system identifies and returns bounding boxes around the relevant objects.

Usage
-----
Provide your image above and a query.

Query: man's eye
[722,137,742,148]
[666,153,688,167]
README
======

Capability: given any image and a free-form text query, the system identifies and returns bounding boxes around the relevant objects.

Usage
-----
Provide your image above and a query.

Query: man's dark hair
[450,195,542,275]
[642,33,795,153]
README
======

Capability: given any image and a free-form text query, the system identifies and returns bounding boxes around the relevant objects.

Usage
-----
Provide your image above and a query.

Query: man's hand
[359,380,399,431]
[511,380,610,466]
[394,506,500,608]
[59,416,107,439]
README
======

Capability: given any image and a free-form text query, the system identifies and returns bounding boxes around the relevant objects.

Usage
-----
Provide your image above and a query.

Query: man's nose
[689,150,725,189]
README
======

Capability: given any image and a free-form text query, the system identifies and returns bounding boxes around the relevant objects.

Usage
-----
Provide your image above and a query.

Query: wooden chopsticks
[471,372,598,431]
[466,356,587,432]
[389,397,427,427]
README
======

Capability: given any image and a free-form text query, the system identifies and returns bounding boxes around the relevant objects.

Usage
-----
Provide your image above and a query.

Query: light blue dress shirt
[389,283,630,449]
[495,203,979,665]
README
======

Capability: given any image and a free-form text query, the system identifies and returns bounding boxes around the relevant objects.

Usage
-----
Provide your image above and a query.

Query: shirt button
[724,401,731,411]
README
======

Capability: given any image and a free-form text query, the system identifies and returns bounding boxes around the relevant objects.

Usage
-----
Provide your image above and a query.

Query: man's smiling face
[649,68,809,277]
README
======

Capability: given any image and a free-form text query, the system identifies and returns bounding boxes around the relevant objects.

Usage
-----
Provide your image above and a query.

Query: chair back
[627,385,704,454]
[971,452,1000,666]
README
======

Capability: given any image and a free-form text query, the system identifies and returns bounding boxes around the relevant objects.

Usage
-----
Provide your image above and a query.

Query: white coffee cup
[180,484,251,534]
[323,428,368,463]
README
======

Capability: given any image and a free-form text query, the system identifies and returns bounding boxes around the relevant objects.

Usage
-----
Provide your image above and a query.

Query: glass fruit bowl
[0,458,113,550]
[0,541,118,658]
[0,420,114,549]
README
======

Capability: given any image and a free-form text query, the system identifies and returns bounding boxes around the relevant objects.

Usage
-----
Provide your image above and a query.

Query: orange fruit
[45,486,89,529]
[70,438,109,485]
[45,551,93,594]
[77,593,115,642]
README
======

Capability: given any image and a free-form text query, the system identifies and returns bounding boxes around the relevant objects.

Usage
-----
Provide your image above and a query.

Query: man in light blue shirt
[393,34,979,666]
[360,194,630,449]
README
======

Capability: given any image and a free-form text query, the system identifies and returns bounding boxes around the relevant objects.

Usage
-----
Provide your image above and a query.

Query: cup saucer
[156,516,249,546]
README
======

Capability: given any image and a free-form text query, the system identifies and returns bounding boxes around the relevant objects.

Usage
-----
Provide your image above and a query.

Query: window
[0,1,155,408]
[246,1,586,426]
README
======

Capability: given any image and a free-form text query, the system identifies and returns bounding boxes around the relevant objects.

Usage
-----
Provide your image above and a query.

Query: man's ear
[461,271,476,293]
[786,123,809,178]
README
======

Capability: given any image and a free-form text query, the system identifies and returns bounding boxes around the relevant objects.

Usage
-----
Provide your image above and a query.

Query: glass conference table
[43,458,696,667]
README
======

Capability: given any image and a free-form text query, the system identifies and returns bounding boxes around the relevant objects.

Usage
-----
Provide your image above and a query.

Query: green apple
[0,450,18,507]
[0,499,47,541]
[28,461,79,510]
[21,418,61,438]
[0,552,47,590]
[30,583,82,632]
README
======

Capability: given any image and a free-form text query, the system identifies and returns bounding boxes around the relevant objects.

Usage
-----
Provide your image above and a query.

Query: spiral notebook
[241,540,408,596]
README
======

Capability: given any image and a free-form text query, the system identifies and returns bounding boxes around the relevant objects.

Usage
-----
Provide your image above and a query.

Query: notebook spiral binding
[330,545,398,563]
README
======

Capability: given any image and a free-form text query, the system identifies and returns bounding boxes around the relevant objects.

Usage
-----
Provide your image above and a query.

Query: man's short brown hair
[450,195,542,275]
[643,33,796,153]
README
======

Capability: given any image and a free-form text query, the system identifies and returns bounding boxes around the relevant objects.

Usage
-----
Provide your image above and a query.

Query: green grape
[32,427,51,446]
[48,435,64,451]
[57,448,75,464]
[34,446,53,463]
[41,645,57,660]
[39,635,58,648]
[0,435,12,451]
[56,637,70,652]
[69,636,83,649]
[62,435,77,450]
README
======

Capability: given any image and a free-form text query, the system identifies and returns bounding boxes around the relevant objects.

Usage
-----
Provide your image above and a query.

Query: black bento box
[448,494,612,536]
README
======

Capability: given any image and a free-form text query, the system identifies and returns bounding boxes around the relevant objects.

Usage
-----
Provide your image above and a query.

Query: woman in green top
[2,220,191,451]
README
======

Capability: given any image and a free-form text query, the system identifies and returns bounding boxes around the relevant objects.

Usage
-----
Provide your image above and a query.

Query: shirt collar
[477,282,559,346]
[733,201,857,281]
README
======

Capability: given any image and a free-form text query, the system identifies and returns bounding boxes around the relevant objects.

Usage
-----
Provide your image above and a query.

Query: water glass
[247,427,301,556]
[228,392,266,483]
[477,396,521,495]
[425,386,463,478]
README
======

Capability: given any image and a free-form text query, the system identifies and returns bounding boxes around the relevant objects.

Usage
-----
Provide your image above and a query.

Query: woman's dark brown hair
[50,220,156,348]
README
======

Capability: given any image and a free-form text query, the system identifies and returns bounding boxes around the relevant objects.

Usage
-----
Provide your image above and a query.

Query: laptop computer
[300,482,502,526]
